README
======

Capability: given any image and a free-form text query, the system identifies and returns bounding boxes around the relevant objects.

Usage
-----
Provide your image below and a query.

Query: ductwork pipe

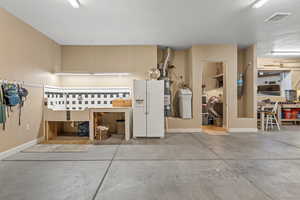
[162,47,172,77]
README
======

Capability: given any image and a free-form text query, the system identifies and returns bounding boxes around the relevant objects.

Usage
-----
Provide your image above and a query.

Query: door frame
[200,60,229,129]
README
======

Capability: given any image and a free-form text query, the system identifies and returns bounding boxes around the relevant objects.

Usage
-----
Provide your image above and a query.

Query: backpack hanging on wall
[1,83,29,126]
[2,83,21,107]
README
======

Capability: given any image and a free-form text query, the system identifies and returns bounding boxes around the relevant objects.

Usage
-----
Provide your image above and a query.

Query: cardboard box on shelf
[112,99,132,107]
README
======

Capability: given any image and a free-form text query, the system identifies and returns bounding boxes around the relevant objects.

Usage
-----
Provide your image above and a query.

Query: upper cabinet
[258,58,300,70]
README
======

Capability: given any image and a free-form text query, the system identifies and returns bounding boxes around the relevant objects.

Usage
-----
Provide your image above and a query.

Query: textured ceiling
[1,0,300,56]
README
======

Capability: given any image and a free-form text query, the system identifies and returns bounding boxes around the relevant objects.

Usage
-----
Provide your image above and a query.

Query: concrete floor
[1,129,300,200]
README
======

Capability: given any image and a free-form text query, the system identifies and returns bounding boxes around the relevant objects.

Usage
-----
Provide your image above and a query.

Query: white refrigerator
[133,80,165,138]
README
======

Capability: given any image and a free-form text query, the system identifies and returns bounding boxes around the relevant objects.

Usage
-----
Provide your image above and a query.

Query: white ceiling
[1,0,300,56]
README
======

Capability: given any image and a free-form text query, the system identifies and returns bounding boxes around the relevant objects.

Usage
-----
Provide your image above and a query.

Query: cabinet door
[133,80,147,137]
[44,110,66,121]
[146,80,164,137]
[71,110,90,121]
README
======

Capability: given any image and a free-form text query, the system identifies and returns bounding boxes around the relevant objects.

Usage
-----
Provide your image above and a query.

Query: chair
[265,102,280,131]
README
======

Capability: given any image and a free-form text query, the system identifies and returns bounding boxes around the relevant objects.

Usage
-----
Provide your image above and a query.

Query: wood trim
[167,128,202,133]
[228,128,258,132]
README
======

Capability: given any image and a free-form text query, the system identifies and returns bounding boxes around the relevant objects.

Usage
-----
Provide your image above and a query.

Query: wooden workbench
[44,107,132,142]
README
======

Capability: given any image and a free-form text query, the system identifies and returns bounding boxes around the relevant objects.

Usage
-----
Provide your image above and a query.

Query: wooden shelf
[281,119,300,122]
[212,74,224,79]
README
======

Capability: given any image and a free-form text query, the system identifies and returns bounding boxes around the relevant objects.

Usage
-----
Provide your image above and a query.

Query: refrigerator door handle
[146,81,150,115]
[142,99,147,115]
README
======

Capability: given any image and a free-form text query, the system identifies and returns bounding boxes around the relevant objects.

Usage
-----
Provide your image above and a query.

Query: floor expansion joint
[91,145,121,200]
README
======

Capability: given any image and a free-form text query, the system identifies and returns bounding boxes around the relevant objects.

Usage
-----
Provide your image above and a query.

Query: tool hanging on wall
[18,83,29,125]
[238,62,252,98]
[237,72,244,98]
[0,83,6,130]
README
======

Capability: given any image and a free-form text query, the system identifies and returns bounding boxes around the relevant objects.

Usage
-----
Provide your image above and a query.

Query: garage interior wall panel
[0,8,61,153]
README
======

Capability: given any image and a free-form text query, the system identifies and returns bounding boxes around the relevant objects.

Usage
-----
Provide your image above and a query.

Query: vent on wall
[265,12,291,22]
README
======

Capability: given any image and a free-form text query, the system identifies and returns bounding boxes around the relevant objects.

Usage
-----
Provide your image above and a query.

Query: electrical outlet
[26,124,30,130]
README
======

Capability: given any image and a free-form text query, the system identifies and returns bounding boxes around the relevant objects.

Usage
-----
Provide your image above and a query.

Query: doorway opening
[201,62,228,135]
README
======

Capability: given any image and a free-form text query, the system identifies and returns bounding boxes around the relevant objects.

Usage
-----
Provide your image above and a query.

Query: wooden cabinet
[44,109,89,121]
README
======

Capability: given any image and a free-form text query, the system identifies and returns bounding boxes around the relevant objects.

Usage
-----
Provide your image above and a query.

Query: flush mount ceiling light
[265,12,291,22]
[271,51,300,56]
[68,0,80,8]
[252,0,270,8]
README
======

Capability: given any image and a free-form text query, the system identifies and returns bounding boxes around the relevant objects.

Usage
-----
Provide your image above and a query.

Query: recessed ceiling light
[68,0,80,8]
[271,51,300,56]
[252,0,270,8]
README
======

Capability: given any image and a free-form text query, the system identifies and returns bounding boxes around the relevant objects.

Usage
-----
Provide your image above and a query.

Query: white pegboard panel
[44,86,131,111]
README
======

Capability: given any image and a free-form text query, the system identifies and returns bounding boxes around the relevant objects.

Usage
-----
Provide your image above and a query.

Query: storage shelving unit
[44,86,131,111]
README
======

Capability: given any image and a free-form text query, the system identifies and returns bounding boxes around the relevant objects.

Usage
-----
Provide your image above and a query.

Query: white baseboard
[167,128,202,133]
[0,137,43,160]
[228,128,258,133]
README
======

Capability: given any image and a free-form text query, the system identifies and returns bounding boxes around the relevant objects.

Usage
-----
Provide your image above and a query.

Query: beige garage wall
[60,45,157,87]
[157,49,188,84]
[158,48,189,116]
[0,8,61,153]
[238,49,246,117]
[168,45,257,130]
[169,50,189,116]
[61,45,258,130]
[202,62,222,91]
[167,48,196,129]
[238,46,257,120]
[62,46,199,129]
